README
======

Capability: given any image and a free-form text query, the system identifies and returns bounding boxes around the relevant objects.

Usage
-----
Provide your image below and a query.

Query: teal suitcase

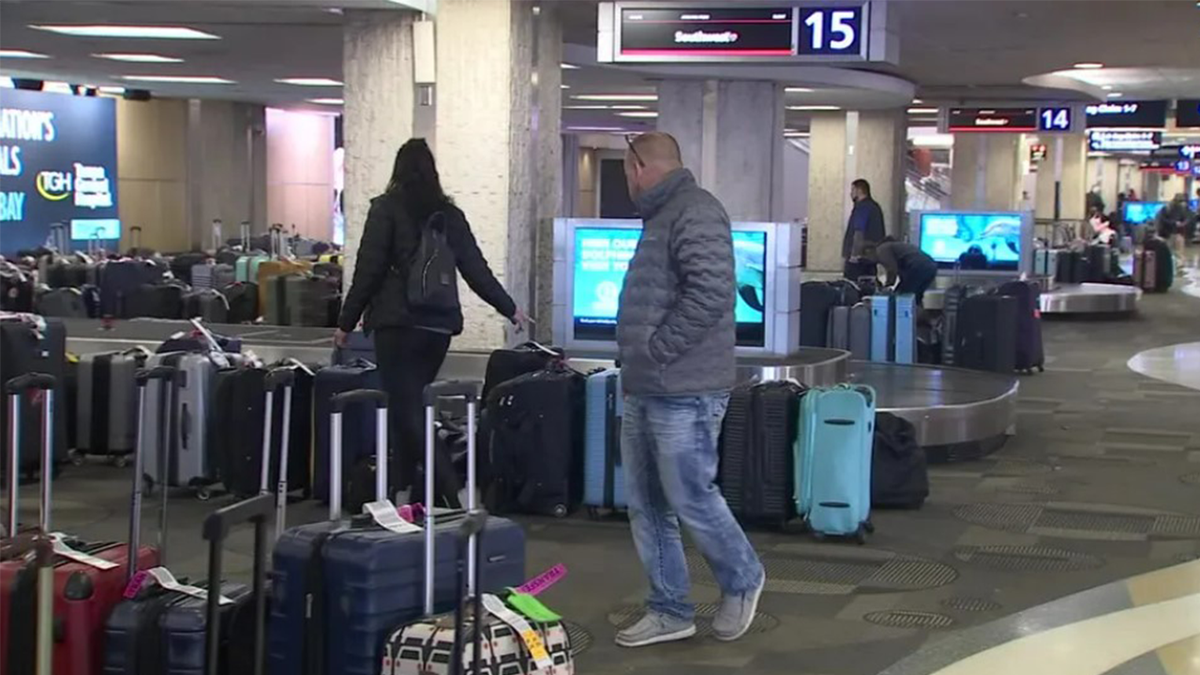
[794,384,876,542]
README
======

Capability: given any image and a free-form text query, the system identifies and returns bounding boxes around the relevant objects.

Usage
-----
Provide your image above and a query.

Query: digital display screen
[1177,100,1200,129]
[918,213,1022,271]
[1088,130,1161,152]
[1084,101,1168,129]
[620,7,794,58]
[572,226,766,346]
[1123,202,1165,225]
[947,108,1037,133]
[0,90,119,255]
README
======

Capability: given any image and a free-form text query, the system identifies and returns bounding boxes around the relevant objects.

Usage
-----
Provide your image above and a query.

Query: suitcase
[794,384,875,541]
[1133,248,1157,291]
[799,281,841,348]
[871,412,928,509]
[485,366,585,517]
[939,286,974,367]
[827,305,851,352]
[481,342,563,399]
[286,275,337,327]
[263,273,295,325]
[582,369,625,513]
[869,294,916,364]
[1085,244,1110,282]
[268,361,315,500]
[99,259,162,318]
[1134,238,1173,293]
[183,288,230,323]
[221,282,259,323]
[267,381,526,675]
[0,265,35,312]
[236,255,268,284]
[140,351,220,499]
[35,287,89,318]
[719,380,805,524]
[211,366,271,498]
[0,316,68,477]
[955,295,1017,374]
[382,511,573,675]
[312,359,381,504]
[1,372,159,675]
[123,282,187,320]
[75,348,149,460]
[256,259,311,313]
[169,252,209,286]
[193,262,236,291]
[996,280,1044,373]
[1033,249,1059,278]
[332,330,377,365]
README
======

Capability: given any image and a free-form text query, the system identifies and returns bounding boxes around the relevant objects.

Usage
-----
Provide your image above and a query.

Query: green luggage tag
[504,590,562,623]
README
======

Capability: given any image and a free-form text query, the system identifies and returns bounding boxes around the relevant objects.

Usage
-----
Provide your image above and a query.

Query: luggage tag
[124,566,235,604]
[514,563,567,597]
[481,594,556,671]
[363,500,422,535]
[504,592,561,624]
[49,533,119,570]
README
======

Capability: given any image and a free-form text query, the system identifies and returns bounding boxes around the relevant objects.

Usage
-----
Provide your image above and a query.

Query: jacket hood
[635,168,695,220]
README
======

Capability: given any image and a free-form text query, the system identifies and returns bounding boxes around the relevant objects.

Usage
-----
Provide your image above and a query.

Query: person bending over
[334,138,527,501]
[613,131,765,648]
[873,237,938,305]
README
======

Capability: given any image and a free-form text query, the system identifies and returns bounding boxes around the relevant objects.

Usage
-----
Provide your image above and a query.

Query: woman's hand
[510,308,531,333]
[333,328,349,348]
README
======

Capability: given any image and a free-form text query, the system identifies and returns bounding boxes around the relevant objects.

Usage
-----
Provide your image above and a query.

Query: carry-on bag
[795,384,876,542]
[75,347,150,461]
[183,288,231,324]
[0,315,68,477]
[236,254,269,284]
[799,281,857,348]
[938,286,974,367]
[140,351,220,499]
[122,282,187,320]
[98,259,162,317]
[266,382,527,675]
[285,275,338,327]
[582,368,625,513]
[485,365,585,517]
[221,281,259,323]
[1085,244,1110,283]
[482,342,563,398]
[1133,248,1157,291]
[312,359,381,504]
[996,280,1044,373]
[193,262,236,292]
[35,287,89,318]
[719,380,805,525]
[871,412,928,509]
[0,264,35,313]
[211,365,299,504]
[955,295,1017,374]
[169,252,209,286]
[382,511,574,675]
[1,372,159,675]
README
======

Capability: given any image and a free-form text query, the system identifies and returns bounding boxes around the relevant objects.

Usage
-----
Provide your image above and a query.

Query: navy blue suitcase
[311,359,381,504]
[267,383,526,675]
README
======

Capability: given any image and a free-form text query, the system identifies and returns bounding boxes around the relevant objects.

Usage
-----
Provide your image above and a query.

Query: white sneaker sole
[615,624,697,648]
[713,579,765,642]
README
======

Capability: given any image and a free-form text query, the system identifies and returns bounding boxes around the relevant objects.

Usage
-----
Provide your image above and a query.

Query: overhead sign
[1084,100,1168,129]
[1088,130,1161,152]
[0,90,119,256]
[1029,143,1047,162]
[1180,145,1200,159]
[1038,107,1074,133]
[599,2,876,63]
[1177,100,1200,129]
[947,108,1037,133]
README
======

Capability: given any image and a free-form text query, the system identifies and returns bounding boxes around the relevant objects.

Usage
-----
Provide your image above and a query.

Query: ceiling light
[784,131,810,138]
[572,94,657,102]
[43,81,72,94]
[617,111,658,118]
[787,105,840,111]
[785,87,814,93]
[0,49,49,59]
[912,98,924,104]
[121,75,234,84]
[1107,92,1123,98]
[611,105,647,110]
[565,105,610,110]
[307,97,343,105]
[561,84,570,90]
[1073,62,1104,69]
[907,107,938,114]
[275,77,342,86]
[1101,85,1113,90]
[94,53,183,63]
[566,125,628,132]
[32,25,220,39]
[561,63,579,70]
[98,86,125,95]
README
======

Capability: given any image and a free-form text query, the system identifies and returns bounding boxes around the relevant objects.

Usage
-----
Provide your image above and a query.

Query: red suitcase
[1,371,160,675]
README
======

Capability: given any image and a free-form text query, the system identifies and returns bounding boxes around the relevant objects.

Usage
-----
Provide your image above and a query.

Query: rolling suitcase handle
[240,221,251,250]
[202,493,273,675]
[262,367,295,539]
[133,365,178,573]
[422,379,482,615]
[451,510,487,675]
[327,388,388,521]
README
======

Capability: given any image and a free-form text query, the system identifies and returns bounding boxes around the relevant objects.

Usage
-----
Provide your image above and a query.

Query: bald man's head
[625,132,684,201]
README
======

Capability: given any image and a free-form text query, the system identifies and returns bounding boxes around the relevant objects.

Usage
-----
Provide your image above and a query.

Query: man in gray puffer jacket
[614,132,765,648]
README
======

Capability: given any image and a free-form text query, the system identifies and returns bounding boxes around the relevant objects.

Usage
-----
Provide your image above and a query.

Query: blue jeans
[621,393,765,621]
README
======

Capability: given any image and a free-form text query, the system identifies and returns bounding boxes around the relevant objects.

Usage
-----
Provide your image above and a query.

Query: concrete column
[1033,134,1086,220]
[951,134,1022,212]
[804,109,905,272]
[655,80,784,221]
[436,0,561,348]
[342,9,415,289]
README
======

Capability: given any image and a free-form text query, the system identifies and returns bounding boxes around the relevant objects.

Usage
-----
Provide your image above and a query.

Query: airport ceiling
[1,0,1198,130]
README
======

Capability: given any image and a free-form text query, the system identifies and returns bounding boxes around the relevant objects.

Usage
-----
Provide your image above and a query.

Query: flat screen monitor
[570,224,767,347]
[916,212,1024,271]
[1191,199,1199,212]
[1123,201,1165,225]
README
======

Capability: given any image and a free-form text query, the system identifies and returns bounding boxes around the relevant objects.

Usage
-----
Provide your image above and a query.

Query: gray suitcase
[827,304,871,360]
[192,262,236,291]
[140,351,220,499]
[75,348,149,460]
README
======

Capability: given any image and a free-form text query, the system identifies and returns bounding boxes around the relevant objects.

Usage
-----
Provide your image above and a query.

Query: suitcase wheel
[69,450,85,467]
[195,486,213,501]
[586,506,600,520]
[112,454,129,469]
[552,504,568,518]
[863,520,875,534]
[854,527,867,545]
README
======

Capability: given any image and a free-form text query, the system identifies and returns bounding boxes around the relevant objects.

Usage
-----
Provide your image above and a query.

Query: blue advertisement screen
[572,226,767,346]
[0,90,119,255]
[1123,201,1165,225]
[918,213,1022,270]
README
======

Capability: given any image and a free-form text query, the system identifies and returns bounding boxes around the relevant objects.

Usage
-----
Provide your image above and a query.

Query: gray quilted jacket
[616,169,736,396]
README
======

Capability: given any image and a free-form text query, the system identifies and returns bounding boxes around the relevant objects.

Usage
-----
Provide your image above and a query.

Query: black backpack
[871,412,929,509]
[406,211,459,312]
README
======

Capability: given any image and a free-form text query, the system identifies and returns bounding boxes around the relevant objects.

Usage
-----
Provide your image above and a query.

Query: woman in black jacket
[334,138,526,500]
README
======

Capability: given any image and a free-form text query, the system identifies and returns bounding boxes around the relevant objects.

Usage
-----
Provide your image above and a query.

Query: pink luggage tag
[515,564,567,596]
[123,569,151,599]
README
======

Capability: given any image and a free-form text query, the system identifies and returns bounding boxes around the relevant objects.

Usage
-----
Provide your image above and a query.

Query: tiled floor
[14,274,1200,675]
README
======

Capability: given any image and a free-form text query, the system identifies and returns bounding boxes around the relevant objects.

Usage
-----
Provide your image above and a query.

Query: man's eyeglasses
[625,134,645,167]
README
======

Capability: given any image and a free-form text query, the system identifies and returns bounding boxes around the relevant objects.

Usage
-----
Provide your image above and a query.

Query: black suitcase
[485,365,585,517]
[169,251,210,285]
[719,380,805,524]
[799,281,859,348]
[100,259,163,317]
[123,282,187,319]
[0,265,34,312]
[183,288,230,323]
[955,295,1017,374]
[481,342,563,399]
[312,360,381,505]
[285,275,337,327]
[1143,237,1174,292]
[1085,245,1110,282]
[34,287,88,318]
[221,282,259,323]
[211,367,271,498]
[0,316,68,477]
[871,412,928,509]
[996,280,1044,373]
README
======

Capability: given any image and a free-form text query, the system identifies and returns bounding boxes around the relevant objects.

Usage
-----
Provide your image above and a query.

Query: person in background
[334,138,528,502]
[842,178,887,281]
[614,131,765,648]
[1156,194,1191,265]
[1090,212,1117,247]
[872,237,939,305]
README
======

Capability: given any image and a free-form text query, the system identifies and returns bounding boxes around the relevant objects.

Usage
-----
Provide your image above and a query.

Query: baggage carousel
[925,282,1140,315]
[62,319,1017,461]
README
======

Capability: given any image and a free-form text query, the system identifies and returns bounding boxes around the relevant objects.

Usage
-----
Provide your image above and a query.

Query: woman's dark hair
[385,138,452,217]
